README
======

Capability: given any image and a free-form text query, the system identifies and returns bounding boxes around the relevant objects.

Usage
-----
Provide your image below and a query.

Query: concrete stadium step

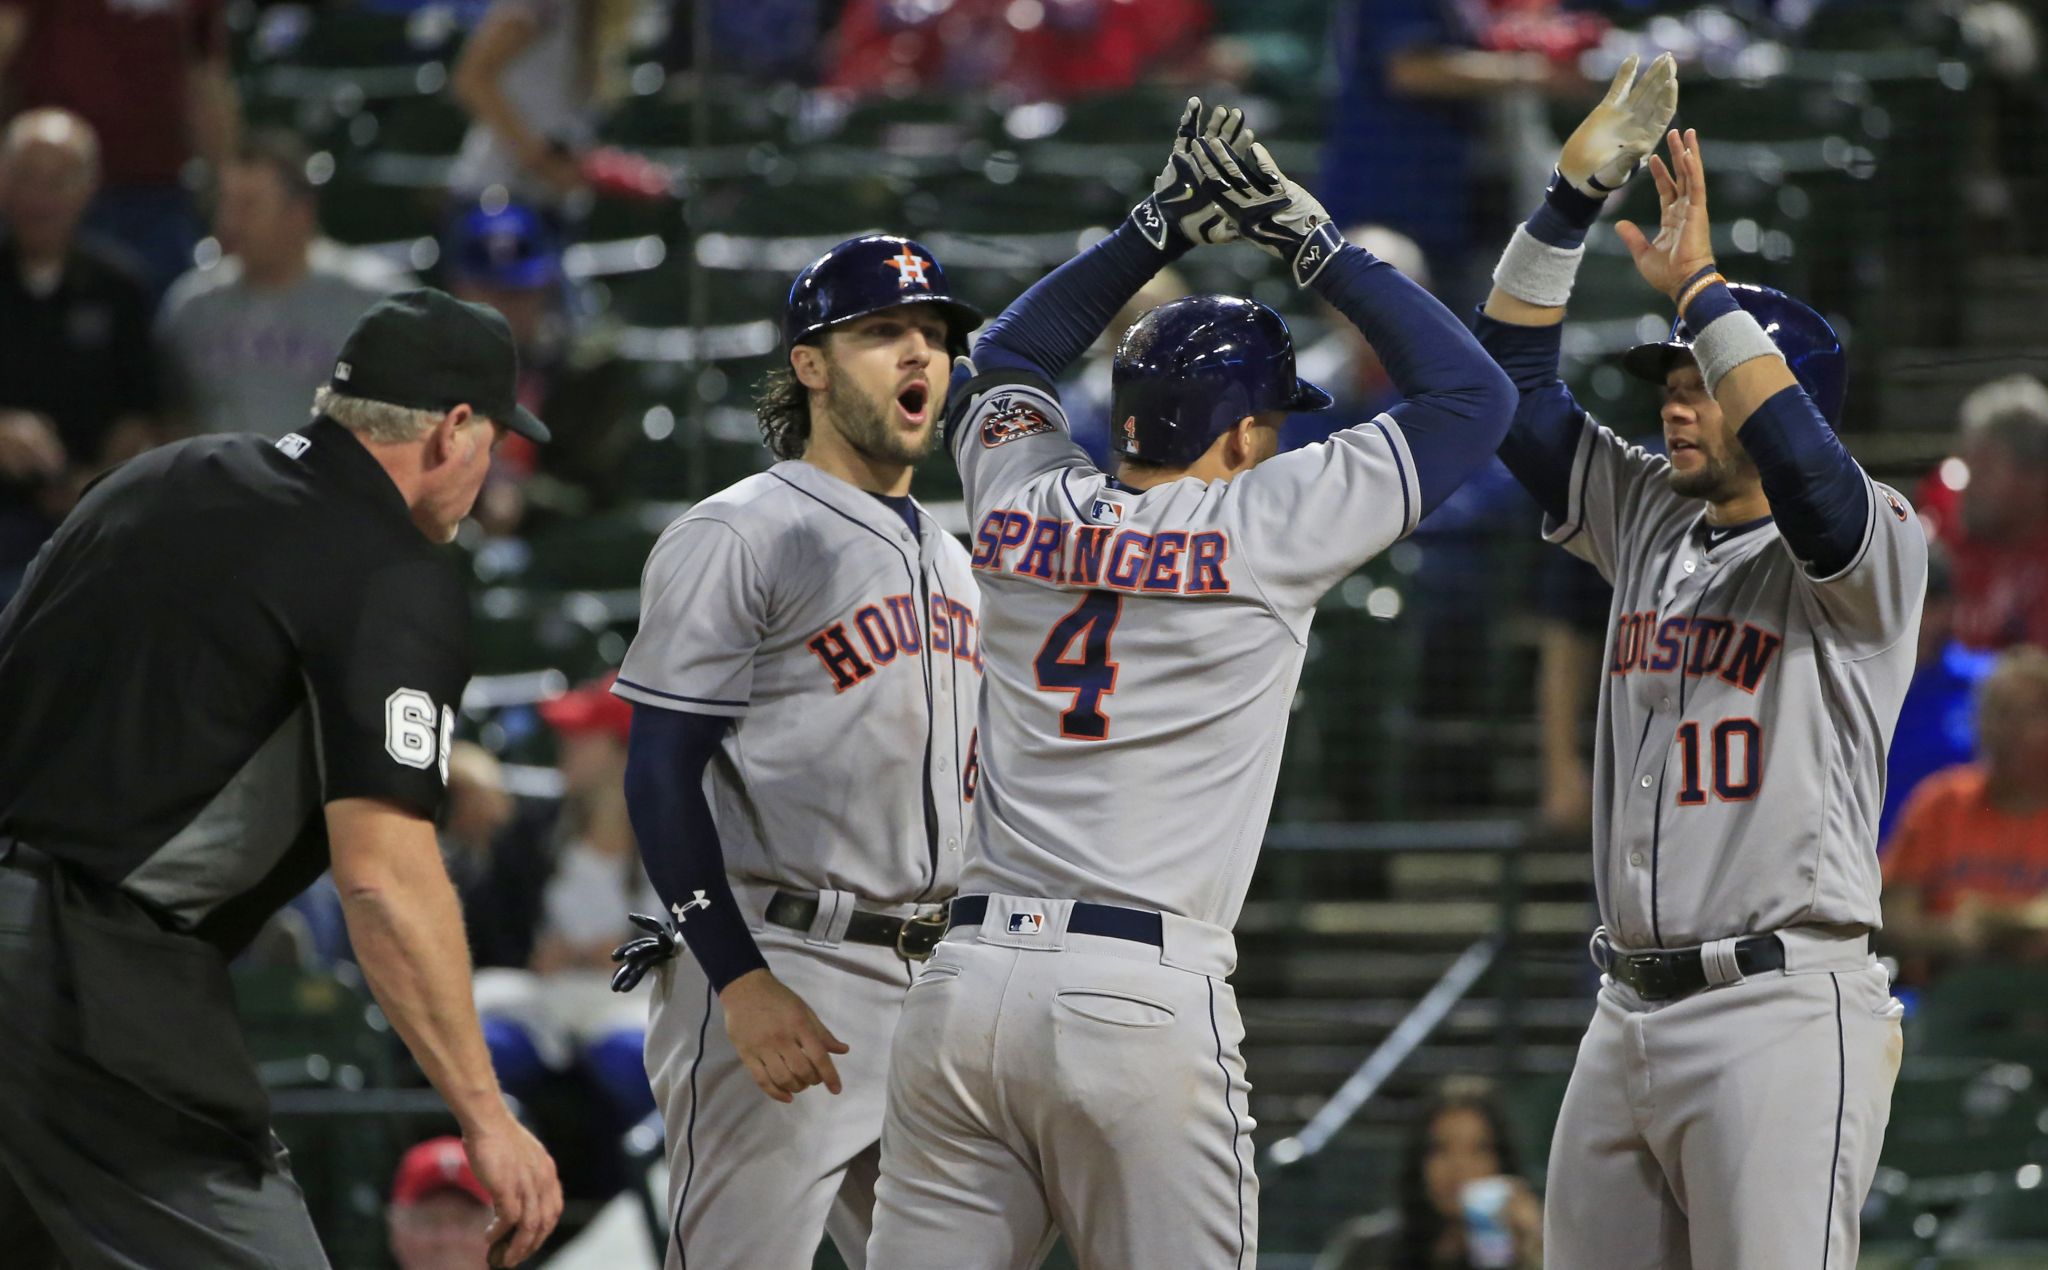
[1239,996,1596,1046]
[1234,898,1593,942]
[1231,947,1592,999]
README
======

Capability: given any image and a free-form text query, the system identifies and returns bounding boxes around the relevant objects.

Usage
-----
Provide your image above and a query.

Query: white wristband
[1491,226,1585,309]
[1690,309,1786,397]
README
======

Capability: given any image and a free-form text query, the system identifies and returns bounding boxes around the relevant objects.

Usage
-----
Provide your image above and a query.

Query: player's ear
[790,341,830,393]
[426,405,467,468]
[1229,415,1261,470]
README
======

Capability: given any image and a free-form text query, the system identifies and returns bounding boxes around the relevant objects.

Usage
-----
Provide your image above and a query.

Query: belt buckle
[895,910,948,962]
[1624,952,1679,1001]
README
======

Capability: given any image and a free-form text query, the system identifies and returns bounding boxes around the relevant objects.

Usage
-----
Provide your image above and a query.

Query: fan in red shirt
[1914,373,2048,651]
[0,0,240,298]
[1881,646,2048,980]
[825,0,1213,102]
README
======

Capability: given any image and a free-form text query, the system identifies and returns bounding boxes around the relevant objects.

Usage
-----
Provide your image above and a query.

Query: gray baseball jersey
[614,459,981,1270]
[615,459,980,905]
[1548,420,1927,950]
[949,369,1421,929]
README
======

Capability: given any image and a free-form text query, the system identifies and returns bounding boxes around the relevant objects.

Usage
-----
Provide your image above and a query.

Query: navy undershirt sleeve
[1306,244,1515,516]
[973,219,1187,383]
[1472,313,1588,525]
[1737,384,1870,577]
[624,704,768,993]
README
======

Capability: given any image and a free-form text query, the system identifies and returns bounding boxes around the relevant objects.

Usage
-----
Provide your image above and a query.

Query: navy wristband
[1524,170,1607,249]
[1677,267,1739,329]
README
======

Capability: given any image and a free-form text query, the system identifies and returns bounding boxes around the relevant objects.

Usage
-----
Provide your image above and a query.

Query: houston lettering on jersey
[807,593,982,692]
[1609,610,1784,693]
[969,510,1232,596]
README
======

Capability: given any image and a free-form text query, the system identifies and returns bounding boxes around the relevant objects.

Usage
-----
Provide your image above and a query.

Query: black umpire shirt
[0,417,467,953]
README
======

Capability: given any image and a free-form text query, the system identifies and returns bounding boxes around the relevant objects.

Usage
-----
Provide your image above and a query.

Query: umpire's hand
[720,968,851,1103]
[465,1113,565,1267]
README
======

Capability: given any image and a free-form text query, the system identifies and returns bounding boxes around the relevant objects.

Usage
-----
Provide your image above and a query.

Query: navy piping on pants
[669,980,715,1266]
[1822,972,1847,1268]
[1207,978,1246,1269]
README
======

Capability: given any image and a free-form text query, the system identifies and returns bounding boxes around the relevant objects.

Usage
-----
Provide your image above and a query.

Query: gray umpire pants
[0,845,330,1269]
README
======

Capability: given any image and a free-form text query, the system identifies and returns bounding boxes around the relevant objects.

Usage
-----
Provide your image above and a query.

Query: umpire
[0,289,562,1267]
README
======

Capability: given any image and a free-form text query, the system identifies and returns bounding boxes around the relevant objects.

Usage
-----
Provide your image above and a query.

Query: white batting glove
[1188,123,1343,286]
[1557,51,1679,196]
[1133,97,1247,250]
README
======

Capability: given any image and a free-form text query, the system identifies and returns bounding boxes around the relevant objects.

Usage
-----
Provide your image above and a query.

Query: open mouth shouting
[896,379,931,426]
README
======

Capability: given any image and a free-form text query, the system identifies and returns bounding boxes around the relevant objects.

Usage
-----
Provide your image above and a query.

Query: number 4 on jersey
[1035,591,1123,741]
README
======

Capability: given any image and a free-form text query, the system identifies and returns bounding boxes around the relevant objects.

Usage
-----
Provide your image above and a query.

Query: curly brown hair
[755,366,811,461]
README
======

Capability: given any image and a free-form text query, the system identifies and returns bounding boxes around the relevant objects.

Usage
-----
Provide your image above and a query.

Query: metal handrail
[1265,936,1504,1169]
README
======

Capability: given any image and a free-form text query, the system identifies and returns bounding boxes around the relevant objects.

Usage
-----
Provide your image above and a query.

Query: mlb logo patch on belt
[1008,912,1045,935]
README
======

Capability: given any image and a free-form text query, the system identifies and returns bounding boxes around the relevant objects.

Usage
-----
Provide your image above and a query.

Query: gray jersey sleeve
[1544,418,1691,582]
[1798,477,1928,659]
[948,366,1092,521]
[1223,414,1422,629]
[614,517,768,716]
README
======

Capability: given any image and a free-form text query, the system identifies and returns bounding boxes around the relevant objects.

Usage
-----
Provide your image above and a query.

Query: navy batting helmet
[1620,282,1846,426]
[782,234,982,355]
[1110,296,1332,466]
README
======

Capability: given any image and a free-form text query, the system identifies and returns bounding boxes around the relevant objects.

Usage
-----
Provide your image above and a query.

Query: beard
[1666,445,1759,502]
[822,370,938,467]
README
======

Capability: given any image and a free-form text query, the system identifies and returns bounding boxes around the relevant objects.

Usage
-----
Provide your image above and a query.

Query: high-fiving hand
[1137,97,1251,250]
[1558,52,1679,197]
[1616,129,1718,301]
[1186,117,1343,286]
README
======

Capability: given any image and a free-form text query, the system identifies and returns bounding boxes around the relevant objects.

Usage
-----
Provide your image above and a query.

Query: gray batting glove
[1188,123,1343,286]
[1132,97,1249,251]
[1558,51,1679,196]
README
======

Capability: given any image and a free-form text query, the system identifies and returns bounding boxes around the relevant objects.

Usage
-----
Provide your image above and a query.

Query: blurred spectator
[444,199,568,534]
[825,0,1212,102]
[388,1136,495,1270]
[1881,544,1997,845]
[157,129,412,439]
[1285,226,1434,451]
[0,108,158,604]
[1916,374,2048,650]
[449,0,637,212]
[1319,0,1591,290]
[474,674,658,1131]
[1058,263,1189,468]
[1881,646,2048,979]
[0,0,239,298]
[1315,1078,1543,1270]
[1532,544,1611,837]
[441,739,560,972]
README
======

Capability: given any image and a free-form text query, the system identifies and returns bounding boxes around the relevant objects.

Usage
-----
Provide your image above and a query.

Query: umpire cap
[1111,295,1332,466]
[782,234,982,356]
[330,288,550,442]
[1620,282,1846,427]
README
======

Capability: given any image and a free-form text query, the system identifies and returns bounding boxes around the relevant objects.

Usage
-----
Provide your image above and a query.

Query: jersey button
[1639,774,1653,788]
[1661,696,1672,709]
[1629,851,1645,866]
[947,837,959,852]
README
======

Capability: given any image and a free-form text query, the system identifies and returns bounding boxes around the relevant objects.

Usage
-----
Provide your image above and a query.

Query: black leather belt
[763,891,948,961]
[947,894,1165,947]
[1607,933,1786,1001]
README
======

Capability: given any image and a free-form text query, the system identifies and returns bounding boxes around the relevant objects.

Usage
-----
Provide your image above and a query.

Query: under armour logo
[334,361,352,382]
[275,433,311,460]
[885,250,931,289]
[671,891,710,924]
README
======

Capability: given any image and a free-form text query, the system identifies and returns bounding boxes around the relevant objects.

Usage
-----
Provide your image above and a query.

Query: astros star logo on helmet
[885,250,931,289]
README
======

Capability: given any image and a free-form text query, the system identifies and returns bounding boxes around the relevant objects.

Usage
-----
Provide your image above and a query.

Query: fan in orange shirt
[1881,646,2048,979]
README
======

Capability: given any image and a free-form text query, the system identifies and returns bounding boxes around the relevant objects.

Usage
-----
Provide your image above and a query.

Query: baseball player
[1476,55,1924,1267]
[604,234,983,1269]
[864,103,1517,1268]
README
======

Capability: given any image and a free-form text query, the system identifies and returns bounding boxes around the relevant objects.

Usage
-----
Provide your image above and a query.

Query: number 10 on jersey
[1035,591,1123,741]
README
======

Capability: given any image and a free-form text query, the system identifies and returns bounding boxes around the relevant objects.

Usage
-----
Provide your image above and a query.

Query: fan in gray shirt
[156,132,411,438]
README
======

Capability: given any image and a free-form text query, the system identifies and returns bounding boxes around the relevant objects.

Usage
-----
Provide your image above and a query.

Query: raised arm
[1477,53,1678,522]
[973,99,1245,382]
[1614,130,1870,578]
[1188,125,1514,517]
